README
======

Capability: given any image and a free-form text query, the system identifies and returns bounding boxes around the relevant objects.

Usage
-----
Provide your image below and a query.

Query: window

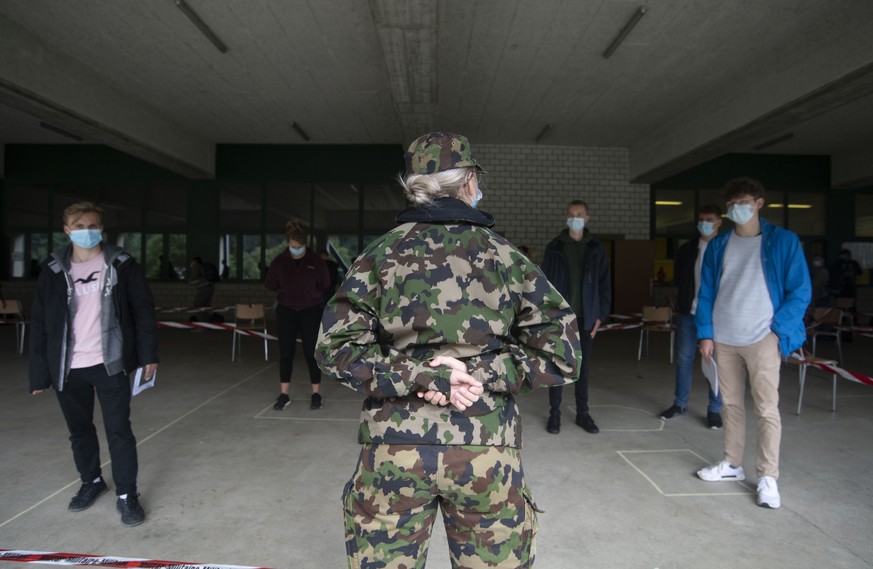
[144,234,165,279]
[242,234,262,280]
[856,195,873,237]
[654,189,695,234]
[785,193,826,236]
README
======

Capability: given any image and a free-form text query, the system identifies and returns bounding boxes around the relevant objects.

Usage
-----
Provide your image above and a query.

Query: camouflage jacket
[316,197,581,448]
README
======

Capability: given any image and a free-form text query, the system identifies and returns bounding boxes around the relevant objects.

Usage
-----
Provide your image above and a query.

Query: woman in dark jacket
[265,220,330,411]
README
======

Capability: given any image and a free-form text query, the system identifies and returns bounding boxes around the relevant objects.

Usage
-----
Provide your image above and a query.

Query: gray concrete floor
[1,327,872,569]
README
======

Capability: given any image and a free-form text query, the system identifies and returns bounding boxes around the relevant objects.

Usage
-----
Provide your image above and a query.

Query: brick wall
[475,144,650,261]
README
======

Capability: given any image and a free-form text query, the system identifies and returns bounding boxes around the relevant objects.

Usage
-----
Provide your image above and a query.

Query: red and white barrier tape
[790,349,873,387]
[154,306,234,314]
[0,549,274,569]
[598,321,643,331]
[156,321,278,341]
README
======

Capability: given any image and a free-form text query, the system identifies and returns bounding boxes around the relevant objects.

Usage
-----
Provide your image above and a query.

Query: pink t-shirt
[70,253,105,369]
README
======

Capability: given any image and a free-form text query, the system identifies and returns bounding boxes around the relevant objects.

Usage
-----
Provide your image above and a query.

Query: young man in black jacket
[542,200,611,435]
[659,205,723,429]
[29,202,159,527]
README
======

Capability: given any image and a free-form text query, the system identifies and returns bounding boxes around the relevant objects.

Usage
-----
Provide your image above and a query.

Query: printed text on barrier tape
[790,349,873,387]
[156,321,278,341]
[0,549,274,569]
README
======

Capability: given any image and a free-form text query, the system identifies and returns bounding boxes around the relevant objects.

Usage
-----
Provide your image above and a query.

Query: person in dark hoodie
[542,199,611,435]
[29,202,158,527]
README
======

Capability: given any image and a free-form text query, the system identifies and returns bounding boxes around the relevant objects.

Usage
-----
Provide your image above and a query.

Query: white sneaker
[697,460,746,481]
[757,476,781,509]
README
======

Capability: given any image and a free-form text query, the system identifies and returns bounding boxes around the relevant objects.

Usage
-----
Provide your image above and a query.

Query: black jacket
[541,229,611,331]
[675,238,700,315]
[29,244,159,392]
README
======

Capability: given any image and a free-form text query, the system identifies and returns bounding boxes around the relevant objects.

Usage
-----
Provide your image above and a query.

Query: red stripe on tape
[0,550,274,569]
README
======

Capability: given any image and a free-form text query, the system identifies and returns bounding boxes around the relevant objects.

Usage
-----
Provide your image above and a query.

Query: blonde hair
[63,202,104,226]
[285,219,307,244]
[399,168,474,207]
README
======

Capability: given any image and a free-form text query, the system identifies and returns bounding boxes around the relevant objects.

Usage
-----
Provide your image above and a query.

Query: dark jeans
[55,364,138,495]
[674,313,721,412]
[277,304,322,384]
[549,329,594,417]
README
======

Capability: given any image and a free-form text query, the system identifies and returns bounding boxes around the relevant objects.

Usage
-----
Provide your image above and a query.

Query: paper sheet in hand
[132,367,156,396]
[701,357,718,397]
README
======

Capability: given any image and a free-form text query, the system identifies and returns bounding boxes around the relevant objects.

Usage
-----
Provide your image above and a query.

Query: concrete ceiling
[1,0,872,185]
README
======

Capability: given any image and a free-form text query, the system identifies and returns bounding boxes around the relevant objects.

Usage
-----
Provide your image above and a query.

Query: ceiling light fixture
[603,6,647,59]
[175,0,228,53]
[754,133,794,151]
[767,203,812,209]
[39,122,84,142]
[655,201,683,206]
[291,122,311,142]
[535,124,553,143]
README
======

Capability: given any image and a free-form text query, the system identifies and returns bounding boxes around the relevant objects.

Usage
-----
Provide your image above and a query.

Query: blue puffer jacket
[695,217,811,355]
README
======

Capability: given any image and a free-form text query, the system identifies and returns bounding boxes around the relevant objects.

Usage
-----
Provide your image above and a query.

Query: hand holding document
[701,356,718,397]
[132,366,157,396]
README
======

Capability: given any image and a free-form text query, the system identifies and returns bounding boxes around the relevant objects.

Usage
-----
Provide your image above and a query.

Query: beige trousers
[715,332,782,479]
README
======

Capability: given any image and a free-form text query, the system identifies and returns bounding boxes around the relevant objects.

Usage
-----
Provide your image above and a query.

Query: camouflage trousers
[342,444,540,569]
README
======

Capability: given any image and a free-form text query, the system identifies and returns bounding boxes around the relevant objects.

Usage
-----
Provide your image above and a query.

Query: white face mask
[697,221,715,237]
[727,203,755,225]
[567,217,585,232]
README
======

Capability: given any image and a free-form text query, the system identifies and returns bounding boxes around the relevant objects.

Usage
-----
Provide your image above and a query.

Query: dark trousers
[549,329,593,417]
[277,304,322,384]
[55,364,138,496]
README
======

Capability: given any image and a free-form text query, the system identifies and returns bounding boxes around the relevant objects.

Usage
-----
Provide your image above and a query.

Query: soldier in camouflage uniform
[316,132,581,569]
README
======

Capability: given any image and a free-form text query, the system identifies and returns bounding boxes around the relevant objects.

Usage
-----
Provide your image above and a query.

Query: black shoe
[116,494,145,527]
[310,393,322,410]
[707,411,723,430]
[576,414,599,434]
[660,405,688,420]
[546,415,560,434]
[273,393,291,410]
[68,479,108,511]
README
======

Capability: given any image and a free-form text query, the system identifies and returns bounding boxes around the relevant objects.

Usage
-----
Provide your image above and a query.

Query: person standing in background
[266,220,330,411]
[542,199,611,435]
[660,204,724,429]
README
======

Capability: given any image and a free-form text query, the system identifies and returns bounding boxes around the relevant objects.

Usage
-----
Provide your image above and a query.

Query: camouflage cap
[404,132,485,176]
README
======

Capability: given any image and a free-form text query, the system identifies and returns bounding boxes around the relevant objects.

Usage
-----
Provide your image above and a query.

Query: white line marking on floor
[255,415,359,422]
[617,448,754,497]
[0,363,276,530]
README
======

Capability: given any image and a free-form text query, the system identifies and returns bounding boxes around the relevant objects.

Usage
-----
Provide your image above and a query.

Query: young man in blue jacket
[695,178,811,509]
[542,200,611,435]
[30,202,159,526]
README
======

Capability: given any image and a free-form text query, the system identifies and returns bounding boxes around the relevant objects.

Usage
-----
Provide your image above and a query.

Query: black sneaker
[116,494,145,527]
[576,414,599,434]
[273,393,291,410]
[660,405,688,420]
[310,393,322,410]
[546,415,561,434]
[68,479,108,512]
[707,411,723,430]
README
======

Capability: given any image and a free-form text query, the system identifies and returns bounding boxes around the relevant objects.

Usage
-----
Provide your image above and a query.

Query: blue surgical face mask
[289,245,306,256]
[567,217,585,232]
[697,221,715,237]
[69,229,103,249]
[727,203,755,225]
[470,188,483,209]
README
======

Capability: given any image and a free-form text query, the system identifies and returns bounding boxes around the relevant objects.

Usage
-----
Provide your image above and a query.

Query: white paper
[701,356,719,397]
[132,367,157,396]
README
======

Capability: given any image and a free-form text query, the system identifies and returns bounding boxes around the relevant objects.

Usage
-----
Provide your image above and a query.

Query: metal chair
[833,297,855,328]
[810,307,843,364]
[231,303,268,361]
[795,352,838,414]
[637,306,674,363]
[0,299,28,354]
